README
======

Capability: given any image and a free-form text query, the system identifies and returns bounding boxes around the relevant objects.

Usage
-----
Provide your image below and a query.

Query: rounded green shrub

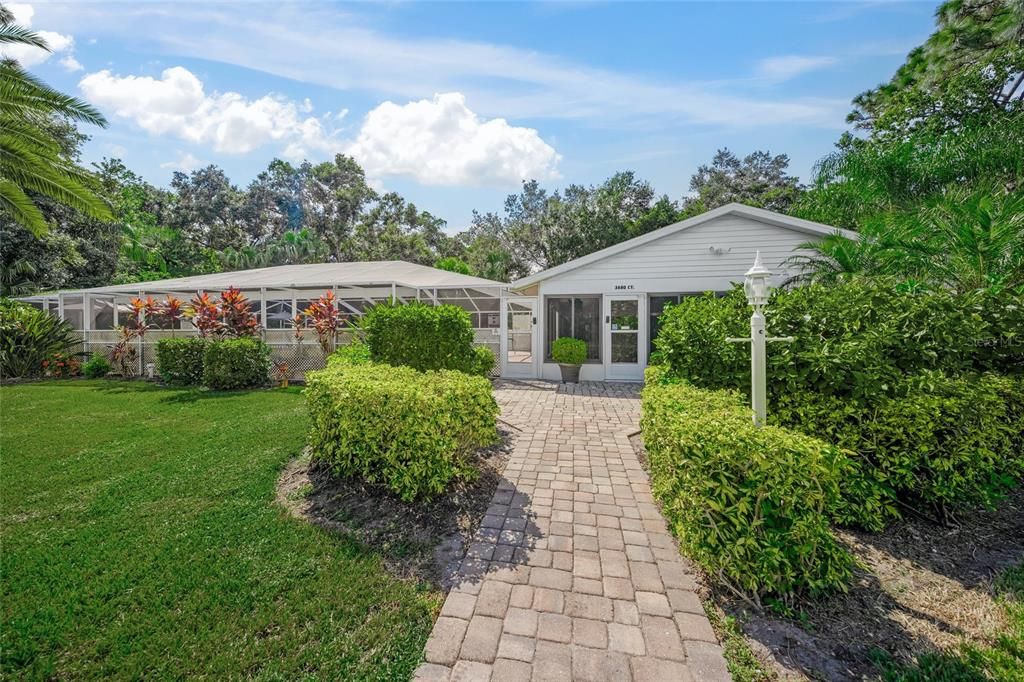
[0,299,80,379]
[156,337,208,386]
[306,357,500,501]
[641,366,853,600]
[203,338,271,390]
[82,352,112,379]
[551,337,587,365]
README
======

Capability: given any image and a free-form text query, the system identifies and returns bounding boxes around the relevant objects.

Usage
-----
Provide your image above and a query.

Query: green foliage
[470,344,496,377]
[0,298,79,379]
[641,366,853,600]
[473,172,680,272]
[362,302,480,374]
[328,339,372,367]
[551,337,587,365]
[776,373,1024,528]
[202,338,271,390]
[0,12,111,237]
[81,352,111,379]
[434,256,471,274]
[680,148,803,218]
[305,358,499,501]
[656,282,1020,400]
[156,337,207,386]
[655,282,1024,529]
[790,187,1024,290]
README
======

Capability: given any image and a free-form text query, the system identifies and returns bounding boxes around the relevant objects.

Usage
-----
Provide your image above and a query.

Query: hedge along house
[18,261,511,379]
[505,203,857,382]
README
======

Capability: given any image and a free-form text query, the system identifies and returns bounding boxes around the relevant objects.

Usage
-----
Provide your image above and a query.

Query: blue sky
[12,1,936,231]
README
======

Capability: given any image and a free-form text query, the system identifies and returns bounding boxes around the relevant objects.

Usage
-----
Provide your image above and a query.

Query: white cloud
[59,55,83,72]
[160,151,204,172]
[755,55,838,83]
[78,66,340,155]
[346,93,561,187]
[50,3,848,130]
[0,3,76,67]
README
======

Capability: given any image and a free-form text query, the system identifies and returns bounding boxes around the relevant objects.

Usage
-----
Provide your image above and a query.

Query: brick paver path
[414,381,731,681]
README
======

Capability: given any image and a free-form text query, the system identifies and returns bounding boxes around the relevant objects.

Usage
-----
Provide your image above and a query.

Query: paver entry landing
[414,381,730,681]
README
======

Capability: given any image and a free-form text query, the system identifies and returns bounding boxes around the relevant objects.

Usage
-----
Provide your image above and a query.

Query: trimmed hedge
[362,302,480,375]
[776,371,1024,528]
[654,281,1023,402]
[306,358,499,501]
[156,337,208,386]
[641,366,853,599]
[655,280,1024,529]
[202,338,271,390]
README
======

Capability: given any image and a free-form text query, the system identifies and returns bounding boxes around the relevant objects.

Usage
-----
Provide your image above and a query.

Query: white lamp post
[727,252,793,427]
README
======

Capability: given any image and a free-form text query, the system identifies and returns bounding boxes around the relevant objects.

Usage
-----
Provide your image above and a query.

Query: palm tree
[908,189,1024,291]
[0,4,112,236]
[786,188,1024,291]
[783,223,897,286]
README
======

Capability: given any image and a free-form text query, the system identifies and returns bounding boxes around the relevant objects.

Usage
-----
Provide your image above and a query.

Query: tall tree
[0,3,111,235]
[794,0,1024,230]
[680,149,803,217]
[168,166,246,251]
[849,0,1023,137]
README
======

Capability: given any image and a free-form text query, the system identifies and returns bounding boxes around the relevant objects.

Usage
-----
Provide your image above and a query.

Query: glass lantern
[743,251,772,308]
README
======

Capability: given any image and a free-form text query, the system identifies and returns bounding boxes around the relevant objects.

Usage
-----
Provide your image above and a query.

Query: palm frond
[0,178,47,235]
[0,63,107,126]
[0,23,49,50]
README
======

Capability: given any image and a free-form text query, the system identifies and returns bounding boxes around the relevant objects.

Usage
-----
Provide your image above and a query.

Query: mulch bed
[629,434,1024,680]
[277,428,514,590]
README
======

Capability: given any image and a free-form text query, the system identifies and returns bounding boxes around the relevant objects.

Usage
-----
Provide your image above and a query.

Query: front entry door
[501,297,538,378]
[604,295,645,381]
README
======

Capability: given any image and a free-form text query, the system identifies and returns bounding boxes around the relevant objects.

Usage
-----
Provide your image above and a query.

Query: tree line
[1,0,1021,296]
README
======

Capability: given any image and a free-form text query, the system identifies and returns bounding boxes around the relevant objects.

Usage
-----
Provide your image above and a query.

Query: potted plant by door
[551,337,587,383]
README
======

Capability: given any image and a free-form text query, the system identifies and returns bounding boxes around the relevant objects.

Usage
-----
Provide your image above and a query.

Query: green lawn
[0,380,439,680]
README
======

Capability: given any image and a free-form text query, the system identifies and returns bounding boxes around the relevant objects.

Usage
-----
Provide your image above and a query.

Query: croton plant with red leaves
[302,291,346,353]
[184,288,261,339]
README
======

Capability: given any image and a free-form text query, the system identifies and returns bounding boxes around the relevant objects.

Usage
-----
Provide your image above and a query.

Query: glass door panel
[502,297,537,378]
[604,296,644,381]
[609,299,638,363]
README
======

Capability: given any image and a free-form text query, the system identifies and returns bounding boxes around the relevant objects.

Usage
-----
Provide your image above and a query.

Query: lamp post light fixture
[726,251,794,427]
[743,251,772,309]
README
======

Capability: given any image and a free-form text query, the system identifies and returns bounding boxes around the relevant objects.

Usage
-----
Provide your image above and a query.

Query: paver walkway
[414,381,731,681]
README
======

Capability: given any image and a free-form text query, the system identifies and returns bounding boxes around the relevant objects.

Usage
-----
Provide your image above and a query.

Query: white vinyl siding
[539,215,815,295]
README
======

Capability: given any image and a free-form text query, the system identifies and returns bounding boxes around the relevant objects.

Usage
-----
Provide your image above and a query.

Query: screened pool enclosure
[19,261,536,380]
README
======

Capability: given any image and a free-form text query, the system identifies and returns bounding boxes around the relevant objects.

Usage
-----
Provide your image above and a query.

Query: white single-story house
[501,203,856,382]
[21,203,853,382]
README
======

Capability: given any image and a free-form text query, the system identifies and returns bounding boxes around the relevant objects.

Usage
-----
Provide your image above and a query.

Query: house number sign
[613,284,635,290]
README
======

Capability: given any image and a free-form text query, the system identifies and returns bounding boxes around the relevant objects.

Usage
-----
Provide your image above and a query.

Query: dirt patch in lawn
[629,434,1024,680]
[277,428,513,591]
